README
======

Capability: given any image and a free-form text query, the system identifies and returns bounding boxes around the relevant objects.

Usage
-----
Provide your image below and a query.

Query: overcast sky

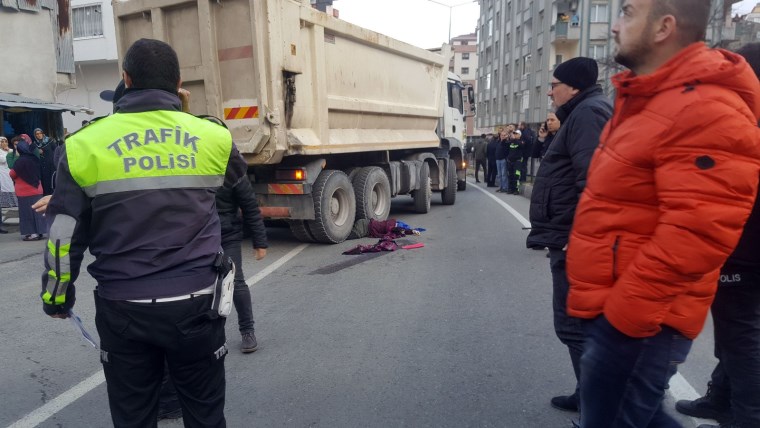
[735,0,759,15]
[335,0,481,49]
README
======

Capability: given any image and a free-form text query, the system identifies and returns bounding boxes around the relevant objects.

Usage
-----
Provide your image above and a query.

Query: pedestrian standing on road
[216,168,269,353]
[33,128,57,196]
[506,129,525,194]
[0,136,17,234]
[525,56,612,413]
[565,1,760,427]
[40,38,249,428]
[486,132,499,187]
[474,134,488,183]
[674,41,760,428]
[10,134,46,241]
[495,128,510,193]
[518,122,534,181]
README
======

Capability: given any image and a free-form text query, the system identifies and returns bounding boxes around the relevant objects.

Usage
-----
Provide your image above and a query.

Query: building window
[591,3,609,23]
[462,52,470,60]
[486,73,491,90]
[462,40,469,45]
[488,19,493,37]
[73,5,104,39]
[590,44,607,60]
[462,67,470,74]
[523,54,532,75]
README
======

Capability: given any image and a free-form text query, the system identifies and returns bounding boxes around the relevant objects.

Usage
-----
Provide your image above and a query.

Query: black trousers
[549,249,586,396]
[222,239,255,333]
[486,159,497,185]
[95,291,227,428]
[474,159,487,182]
[709,277,760,426]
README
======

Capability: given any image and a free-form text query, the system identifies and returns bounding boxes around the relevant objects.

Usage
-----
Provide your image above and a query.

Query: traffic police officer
[40,38,247,427]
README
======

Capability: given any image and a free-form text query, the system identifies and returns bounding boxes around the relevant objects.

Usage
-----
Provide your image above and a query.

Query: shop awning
[0,93,94,115]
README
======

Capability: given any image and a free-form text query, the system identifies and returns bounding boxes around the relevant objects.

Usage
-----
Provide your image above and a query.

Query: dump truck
[112,0,473,243]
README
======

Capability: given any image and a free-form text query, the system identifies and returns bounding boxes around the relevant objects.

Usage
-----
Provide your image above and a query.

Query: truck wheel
[412,161,431,213]
[353,166,391,221]
[441,159,457,205]
[288,220,317,243]
[307,170,356,243]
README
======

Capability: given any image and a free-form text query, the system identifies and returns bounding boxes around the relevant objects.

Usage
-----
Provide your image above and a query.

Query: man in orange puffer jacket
[565,1,760,427]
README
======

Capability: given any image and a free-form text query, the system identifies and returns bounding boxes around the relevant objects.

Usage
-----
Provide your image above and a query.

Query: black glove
[41,283,76,317]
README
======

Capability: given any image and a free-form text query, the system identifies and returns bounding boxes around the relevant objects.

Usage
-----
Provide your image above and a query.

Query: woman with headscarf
[33,128,57,196]
[9,134,46,240]
[0,136,16,233]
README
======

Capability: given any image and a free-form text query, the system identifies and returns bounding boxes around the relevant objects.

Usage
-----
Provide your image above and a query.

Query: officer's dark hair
[736,43,760,78]
[122,38,180,94]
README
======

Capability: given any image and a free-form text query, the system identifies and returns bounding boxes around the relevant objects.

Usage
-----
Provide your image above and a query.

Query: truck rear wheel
[353,166,391,221]
[308,170,356,243]
[413,161,432,213]
[441,159,457,205]
[288,220,317,243]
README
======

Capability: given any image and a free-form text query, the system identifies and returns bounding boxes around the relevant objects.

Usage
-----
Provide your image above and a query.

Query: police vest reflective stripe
[66,110,232,197]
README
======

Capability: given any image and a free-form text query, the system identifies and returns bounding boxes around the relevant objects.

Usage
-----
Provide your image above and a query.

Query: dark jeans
[95,291,227,428]
[580,316,692,428]
[549,249,585,395]
[474,159,487,182]
[709,278,760,426]
[486,159,497,185]
[222,239,255,333]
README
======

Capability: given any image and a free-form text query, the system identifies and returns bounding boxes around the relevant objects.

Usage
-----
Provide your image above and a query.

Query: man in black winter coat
[217,174,269,353]
[485,132,499,187]
[525,57,612,413]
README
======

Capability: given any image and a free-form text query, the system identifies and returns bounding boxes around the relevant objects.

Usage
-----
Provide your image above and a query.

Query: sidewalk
[0,207,47,264]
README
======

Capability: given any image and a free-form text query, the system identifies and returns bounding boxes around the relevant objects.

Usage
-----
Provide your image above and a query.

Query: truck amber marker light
[275,169,306,181]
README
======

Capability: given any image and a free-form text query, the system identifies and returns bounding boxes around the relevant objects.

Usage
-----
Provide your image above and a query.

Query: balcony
[550,21,580,44]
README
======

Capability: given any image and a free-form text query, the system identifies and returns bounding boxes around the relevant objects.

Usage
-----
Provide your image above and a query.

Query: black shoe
[241,332,258,353]
[551,393,579,412]
[675,382,731,422]
[0,228,7,234]
[475,180,481,183]
[486,184,496,187]
[157,407,182,420]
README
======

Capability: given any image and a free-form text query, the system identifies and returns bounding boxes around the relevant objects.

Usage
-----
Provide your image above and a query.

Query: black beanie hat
[553,57,598,91]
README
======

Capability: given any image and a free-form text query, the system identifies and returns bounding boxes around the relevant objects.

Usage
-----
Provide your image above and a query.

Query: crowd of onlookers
[0,128,60,240]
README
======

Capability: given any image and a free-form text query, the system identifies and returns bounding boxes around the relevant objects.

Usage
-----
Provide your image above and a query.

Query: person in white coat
[0,136,17,233]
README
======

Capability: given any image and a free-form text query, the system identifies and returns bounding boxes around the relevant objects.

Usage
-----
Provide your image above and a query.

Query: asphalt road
[0,180,720,427]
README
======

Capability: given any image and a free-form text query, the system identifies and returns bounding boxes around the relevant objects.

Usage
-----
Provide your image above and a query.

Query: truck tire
[412,161,432,213]
[288,220,317,243]
[353,166,391,221]
[307,170,356,243]
[441,159,457,205]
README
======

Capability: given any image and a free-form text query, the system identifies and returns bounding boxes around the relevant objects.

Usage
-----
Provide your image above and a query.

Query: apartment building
[475,0,621,130]
[475,0,738,130]
[450,33,479,140]
[56,0,121,133]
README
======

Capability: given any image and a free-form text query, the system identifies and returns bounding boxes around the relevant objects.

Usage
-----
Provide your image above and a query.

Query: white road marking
[471,182,531,228]
[246,244,309,286]
[7,245,308,428]
[472,179,705,427]
[8,371,105,428]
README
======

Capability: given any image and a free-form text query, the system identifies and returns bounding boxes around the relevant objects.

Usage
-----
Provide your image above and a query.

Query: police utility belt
[127,251,235,318]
